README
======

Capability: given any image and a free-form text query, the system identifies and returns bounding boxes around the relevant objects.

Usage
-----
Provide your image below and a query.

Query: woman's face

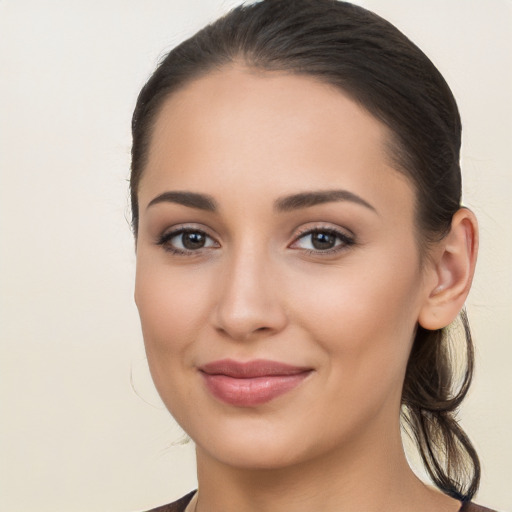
[135,67,434,469]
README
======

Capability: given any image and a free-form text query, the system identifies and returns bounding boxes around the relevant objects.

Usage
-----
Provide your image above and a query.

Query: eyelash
[290,226,355,256]
[156,227,218,256]
[156,226,355,256]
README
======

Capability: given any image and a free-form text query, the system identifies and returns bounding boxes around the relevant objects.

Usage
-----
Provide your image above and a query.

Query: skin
[134,66,477,512]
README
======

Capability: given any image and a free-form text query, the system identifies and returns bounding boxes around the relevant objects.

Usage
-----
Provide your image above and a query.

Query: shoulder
[460,502,500,512]
[142,490,196,512]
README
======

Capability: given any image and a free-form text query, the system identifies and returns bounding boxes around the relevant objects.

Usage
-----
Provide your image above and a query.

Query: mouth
[198,359,313,407]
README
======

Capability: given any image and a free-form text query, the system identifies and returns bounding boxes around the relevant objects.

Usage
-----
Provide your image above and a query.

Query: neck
[193,421,461,512]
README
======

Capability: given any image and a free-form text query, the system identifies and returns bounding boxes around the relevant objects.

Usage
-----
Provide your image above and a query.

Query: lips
[199,359,312,407]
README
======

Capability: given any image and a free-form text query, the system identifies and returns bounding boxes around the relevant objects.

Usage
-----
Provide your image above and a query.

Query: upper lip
[199,359,312,378]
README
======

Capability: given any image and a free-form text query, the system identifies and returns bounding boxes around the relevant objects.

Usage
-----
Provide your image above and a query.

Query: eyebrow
[146,191,217,211]
[274,189,377,214]
[146,188,377,214]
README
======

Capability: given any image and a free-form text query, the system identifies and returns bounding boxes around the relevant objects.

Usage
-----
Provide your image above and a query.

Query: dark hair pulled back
[130,0,480,501]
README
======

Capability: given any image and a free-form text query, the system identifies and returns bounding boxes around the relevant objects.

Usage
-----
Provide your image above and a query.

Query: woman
[130,1,496,511]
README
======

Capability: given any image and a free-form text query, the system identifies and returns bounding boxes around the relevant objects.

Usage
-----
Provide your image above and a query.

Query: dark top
[144,490,499,512]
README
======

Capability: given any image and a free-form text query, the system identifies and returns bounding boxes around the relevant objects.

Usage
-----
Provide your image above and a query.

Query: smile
[199,359,313,407]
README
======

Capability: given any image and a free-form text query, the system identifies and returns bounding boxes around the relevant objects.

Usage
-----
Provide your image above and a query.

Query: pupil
[182,232,205,249]
[312,232,335,250]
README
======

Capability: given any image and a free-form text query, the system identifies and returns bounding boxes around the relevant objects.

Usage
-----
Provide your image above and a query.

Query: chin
[196,436,311,471]
[188,408,354,473]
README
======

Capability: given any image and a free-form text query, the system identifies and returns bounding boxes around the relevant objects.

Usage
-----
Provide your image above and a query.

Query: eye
[290,227,355,254]
[157,228,219,254]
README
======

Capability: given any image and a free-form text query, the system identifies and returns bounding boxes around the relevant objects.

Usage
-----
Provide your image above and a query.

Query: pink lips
[199,359,312,407]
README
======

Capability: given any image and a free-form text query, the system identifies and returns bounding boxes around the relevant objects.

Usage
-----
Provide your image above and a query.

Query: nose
[212,246,288,342]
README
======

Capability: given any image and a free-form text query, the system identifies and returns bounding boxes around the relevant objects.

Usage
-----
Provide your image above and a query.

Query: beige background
[0,1,510,511]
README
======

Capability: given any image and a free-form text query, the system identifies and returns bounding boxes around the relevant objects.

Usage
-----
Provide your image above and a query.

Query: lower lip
[201,372,311,407]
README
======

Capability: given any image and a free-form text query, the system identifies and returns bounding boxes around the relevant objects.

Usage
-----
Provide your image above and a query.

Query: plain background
[0,1,511,511]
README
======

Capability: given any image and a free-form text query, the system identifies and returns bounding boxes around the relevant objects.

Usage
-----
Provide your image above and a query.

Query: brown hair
[130,0,480,501]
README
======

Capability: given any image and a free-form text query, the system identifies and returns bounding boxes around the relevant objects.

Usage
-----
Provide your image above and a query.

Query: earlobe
[418,208,478,330]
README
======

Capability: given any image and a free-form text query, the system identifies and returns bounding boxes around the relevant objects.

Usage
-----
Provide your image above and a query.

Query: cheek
[288,254,422,386]
[134,255,212,386]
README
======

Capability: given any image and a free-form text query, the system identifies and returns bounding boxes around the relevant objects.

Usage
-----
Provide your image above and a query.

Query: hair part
[130,0,479,500]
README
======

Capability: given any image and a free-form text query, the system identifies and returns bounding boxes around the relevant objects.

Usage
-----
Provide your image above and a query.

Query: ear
[418,208,478,330]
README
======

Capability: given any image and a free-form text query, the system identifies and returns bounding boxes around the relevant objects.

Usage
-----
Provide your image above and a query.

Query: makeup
[199,359,313,407]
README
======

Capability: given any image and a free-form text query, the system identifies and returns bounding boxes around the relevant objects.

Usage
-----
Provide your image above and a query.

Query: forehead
[139,66,413,216]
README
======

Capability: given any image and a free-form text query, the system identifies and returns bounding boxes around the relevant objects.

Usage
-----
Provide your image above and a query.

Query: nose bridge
[213,237,287,340]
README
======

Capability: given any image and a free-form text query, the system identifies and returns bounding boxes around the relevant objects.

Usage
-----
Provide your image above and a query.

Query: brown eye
[310,231,337,250]
[291,228,355,254]
[181,231,206,250]
[157,228,219,254]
